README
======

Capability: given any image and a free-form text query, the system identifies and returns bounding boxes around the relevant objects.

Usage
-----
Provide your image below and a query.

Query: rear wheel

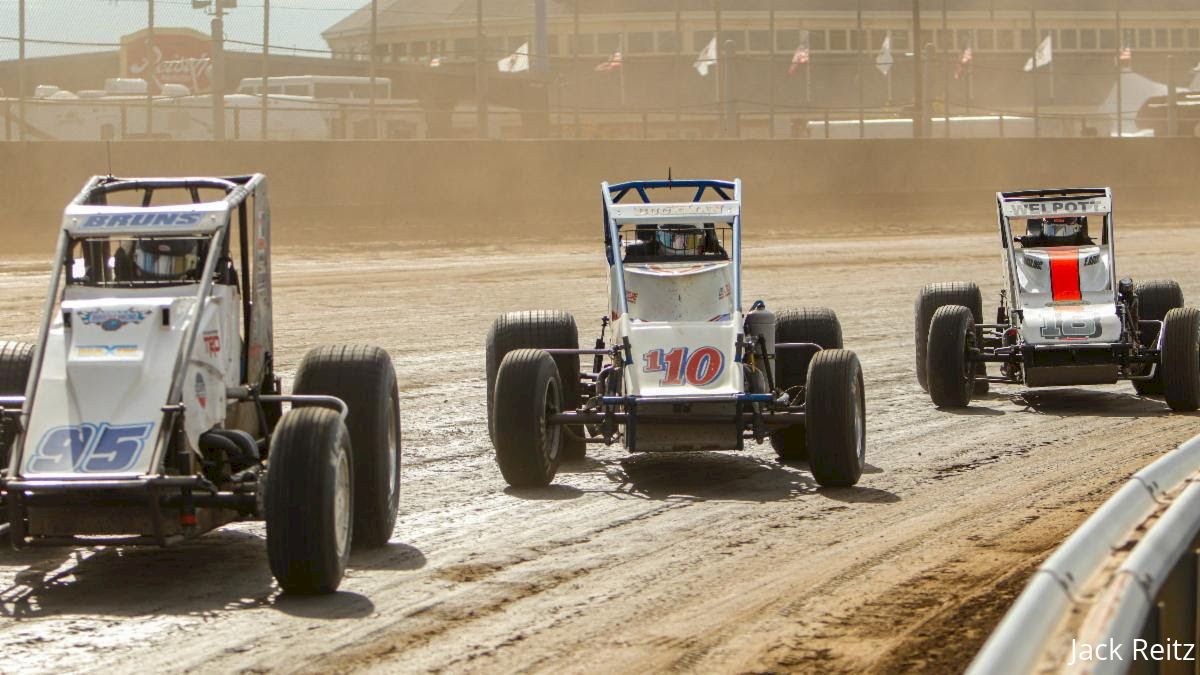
[493,349,563,488]
[1133,280,1184,396]
[805,350,866,487]
[915,282,988,394]
[265,408,353,595]
[771,308,842,461]
[927,305,976,408]
[486,311,583,460]
[0,341,34,468]
[1161,307,1200,412]
[293,345,401,549]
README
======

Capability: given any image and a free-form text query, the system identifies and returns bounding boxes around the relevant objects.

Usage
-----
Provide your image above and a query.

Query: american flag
[595,51,623,72]
[1119,42,1132,63]
[789,31,811,76]
[955,44,973,80]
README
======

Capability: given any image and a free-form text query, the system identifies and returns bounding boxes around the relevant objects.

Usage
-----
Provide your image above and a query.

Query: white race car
[0,175,402,594]
[485,179,866,488]
[916,188,1200,410]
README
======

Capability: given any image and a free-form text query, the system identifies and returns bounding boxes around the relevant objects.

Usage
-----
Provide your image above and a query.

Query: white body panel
[1013,245,1122,345]
[20,284,241,478]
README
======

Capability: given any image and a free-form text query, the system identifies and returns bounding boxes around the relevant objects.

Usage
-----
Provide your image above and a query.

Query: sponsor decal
[1004,198,1109,218]
[626,203,733,218]
[643,346,725,386]
[80,212,204,228]
[76,344,140,358]
[202,330,221,355]
[194,373,207,408]
[26,422,154,473]
[719,283,732,300]
[79,307,150,331]
[625,290,639,304]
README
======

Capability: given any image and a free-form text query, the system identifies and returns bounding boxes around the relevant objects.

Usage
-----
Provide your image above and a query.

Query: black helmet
[1025,217,1088,246]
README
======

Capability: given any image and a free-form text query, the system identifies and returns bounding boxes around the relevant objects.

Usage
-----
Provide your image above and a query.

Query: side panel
[248,179,273,389]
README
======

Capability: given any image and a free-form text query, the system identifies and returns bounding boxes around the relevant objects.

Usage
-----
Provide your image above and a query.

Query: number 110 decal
[643,346,725,386]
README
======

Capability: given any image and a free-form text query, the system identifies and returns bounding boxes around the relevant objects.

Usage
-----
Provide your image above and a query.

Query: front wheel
[265,407,354,595]
[805,350,866,487]
[493,349,563,488]
[1161,307,1200,412]
[927,305,975,408]
[771,307,843,461]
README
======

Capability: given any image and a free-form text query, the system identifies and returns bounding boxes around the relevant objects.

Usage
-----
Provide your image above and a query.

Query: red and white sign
[121,28,213,94]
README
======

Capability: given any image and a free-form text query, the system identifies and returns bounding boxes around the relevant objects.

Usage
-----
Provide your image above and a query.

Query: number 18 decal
[26,423,154,474]
[643,346,725,386]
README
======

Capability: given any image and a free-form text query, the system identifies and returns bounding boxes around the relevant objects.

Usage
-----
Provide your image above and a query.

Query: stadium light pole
[146,0,155,137]
[261,0,269,140]
[912,0,924,138]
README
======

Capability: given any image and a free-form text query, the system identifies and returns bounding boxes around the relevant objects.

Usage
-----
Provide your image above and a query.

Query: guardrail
[969,434,1200,675]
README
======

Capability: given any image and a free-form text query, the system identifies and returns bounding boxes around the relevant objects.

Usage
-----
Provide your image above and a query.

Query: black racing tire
[927,305,976,408]
[1133,280,1184,396]
[0,341,34,468]
[915,282,988,394]
[293,345,401,549]
[771,307,843,461]
[805,349,866,487]
[266,407,354,595]
[493,349,563,488]
[486,311,583,460]
[1161,307,1200,412]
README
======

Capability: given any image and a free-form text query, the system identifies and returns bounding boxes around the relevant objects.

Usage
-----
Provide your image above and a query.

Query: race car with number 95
[485,178,868,489]
[0,174,403,595]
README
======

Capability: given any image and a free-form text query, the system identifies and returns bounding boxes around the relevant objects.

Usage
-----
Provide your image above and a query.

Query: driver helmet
[1027,217,1087,245]
[655,225,705,256]
[134,238,199,280]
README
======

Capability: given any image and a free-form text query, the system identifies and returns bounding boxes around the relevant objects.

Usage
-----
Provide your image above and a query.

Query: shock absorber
[593,316,609,374]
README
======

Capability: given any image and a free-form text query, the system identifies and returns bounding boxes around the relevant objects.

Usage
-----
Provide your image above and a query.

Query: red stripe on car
[1047,248,1082,302]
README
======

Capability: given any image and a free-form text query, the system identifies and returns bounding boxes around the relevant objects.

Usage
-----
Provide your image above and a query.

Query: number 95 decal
[25,423,154,474]
[643,346,725,386]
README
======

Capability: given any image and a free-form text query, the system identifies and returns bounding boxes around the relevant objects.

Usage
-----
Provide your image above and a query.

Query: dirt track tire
[805,350,866,487]
[266,407,353,595]
[486,311,583,460]
[915,282,988,394]
[927,305,975,408]
[494,349,563,488]
[1161,307,1200,412]
[294,345,401,549]
[1134,280,1184,396]
[0,341,34,467]
[771,308,843,461]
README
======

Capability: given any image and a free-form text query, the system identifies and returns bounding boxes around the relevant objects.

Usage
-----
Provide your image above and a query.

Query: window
[956,29,972,50]
[937,29,952,50]
[657,30,680,53]
[1021,29,1033,51]
[1080,29,1096,50]
[810,30,827,51]
[694,30,713,51]
[1171,29,1183,49]
[1122,28,1135,48]
[454,37,476,57]
[850,29,867,51]
[411,41,427,57]
[997,29,1014,50]
[870,30,888,50]
[597,33,619,53]
[920,29,933,49]
[829,29,847,51]
[569,33,595,55]
[546,34,559,55]
[776,29,799,52]
[628,31,653,54]
[1155,29,1167,49]
[1137,29,1151,48]
[976,29,993,50]
[1189,28,1200,48]
[1099,29,1115,50]
[749,30,771,52]
[892,30,908,51]
[719,30,745,51]
[1061,29,1077,50]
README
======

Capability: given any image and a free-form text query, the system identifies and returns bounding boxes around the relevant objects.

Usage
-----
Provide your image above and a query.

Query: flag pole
[912,0,924,138]
[857,0,864,138]
[1030,1,1039,137]
[674,0,682,136]
[1115,0,1123,138]
[715,0,722,134]
[768,0,776,139]
[942,0,950,138]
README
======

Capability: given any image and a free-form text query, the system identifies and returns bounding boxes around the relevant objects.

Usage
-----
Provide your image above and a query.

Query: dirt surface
[1,224,1198,674]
